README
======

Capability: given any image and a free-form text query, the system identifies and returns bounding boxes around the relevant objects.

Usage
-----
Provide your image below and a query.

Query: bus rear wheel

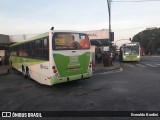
[26,67,31,80]
[22,66,27,78]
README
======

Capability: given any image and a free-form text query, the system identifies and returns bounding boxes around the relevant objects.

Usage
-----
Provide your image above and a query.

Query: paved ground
[0,61,120,75]
[0,65,10,75]
[1,56,160,120]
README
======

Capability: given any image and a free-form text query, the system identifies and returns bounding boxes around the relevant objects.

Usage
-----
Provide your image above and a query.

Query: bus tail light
[89,61,92,68]
[54,70,57,73]
[88,61,92,73]
[52,66,56,70]
[52,66,60,77]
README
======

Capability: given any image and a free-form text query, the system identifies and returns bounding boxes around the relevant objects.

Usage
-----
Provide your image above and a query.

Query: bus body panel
[9,30,92,86]
[120,42,140,62]
[53,51,90,77]
[50,32,92,85]
[50,50,92,85]
[123,55,140,62]
[9,56,51,85]
[50,72,92,85]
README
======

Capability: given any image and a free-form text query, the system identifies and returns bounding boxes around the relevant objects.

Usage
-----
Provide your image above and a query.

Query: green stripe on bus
[53,52,90,77]
[10,56,48,68]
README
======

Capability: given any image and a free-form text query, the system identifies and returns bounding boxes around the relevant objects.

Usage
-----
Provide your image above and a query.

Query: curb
[93,62,121,74]
[93,66,121,74]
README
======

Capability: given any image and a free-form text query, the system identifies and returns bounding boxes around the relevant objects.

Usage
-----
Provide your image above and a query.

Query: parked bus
[9,28,92,85]
[120,42,140,62]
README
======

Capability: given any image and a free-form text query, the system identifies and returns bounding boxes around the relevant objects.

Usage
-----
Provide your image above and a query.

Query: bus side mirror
[51,27,54,30]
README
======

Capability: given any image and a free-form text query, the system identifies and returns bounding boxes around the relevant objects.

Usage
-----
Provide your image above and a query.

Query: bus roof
[9,30,87,47]
[10,32,49,47]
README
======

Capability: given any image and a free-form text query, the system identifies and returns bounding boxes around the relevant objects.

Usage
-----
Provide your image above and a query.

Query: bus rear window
[52,33,90,50]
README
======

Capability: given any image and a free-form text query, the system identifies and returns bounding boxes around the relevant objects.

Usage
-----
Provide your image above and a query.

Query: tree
[132,28,160,55]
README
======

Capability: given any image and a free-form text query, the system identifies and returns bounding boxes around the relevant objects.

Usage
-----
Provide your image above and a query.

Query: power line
[115,27,145,31]
[112,0,160,2]
[114,24,160,31]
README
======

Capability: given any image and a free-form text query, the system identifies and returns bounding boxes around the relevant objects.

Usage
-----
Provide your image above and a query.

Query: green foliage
[132,28,160,55]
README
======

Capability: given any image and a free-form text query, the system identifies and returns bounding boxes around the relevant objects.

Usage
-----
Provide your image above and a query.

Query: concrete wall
[85,29,109,40]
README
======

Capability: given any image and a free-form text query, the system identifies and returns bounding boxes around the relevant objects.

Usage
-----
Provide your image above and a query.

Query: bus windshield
[52,33,90,50]
[124,46,139,55]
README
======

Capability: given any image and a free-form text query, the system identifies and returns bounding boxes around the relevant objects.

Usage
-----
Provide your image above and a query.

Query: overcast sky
[0,0,160,41]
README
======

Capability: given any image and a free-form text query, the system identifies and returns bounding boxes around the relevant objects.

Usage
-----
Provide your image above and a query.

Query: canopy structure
[0,34,9,50]
[90,39,109,46]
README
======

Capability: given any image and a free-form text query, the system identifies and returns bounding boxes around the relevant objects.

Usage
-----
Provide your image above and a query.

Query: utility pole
[107,0,111,51]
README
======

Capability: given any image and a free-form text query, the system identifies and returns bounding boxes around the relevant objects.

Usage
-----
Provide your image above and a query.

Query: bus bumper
[50,72,92,85]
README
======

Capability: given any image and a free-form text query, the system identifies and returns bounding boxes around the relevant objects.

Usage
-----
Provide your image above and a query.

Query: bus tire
[22,66,27,78]
[26,67,31,80]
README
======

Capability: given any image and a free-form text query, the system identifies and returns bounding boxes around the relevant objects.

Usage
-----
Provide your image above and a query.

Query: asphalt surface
[1,56,160,120]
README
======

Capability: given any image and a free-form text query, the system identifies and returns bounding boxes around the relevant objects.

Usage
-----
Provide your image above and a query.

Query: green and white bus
[9,29,92,85]
[120,42,140,62]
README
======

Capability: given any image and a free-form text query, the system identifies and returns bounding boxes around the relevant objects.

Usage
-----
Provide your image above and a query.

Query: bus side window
[35,39,42,58]
[28,41,35,57]
[43,38,48,48]
[23,43,28,57]
[43,38,49,60]
[28,43,30,57]
[16,46,19,56]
